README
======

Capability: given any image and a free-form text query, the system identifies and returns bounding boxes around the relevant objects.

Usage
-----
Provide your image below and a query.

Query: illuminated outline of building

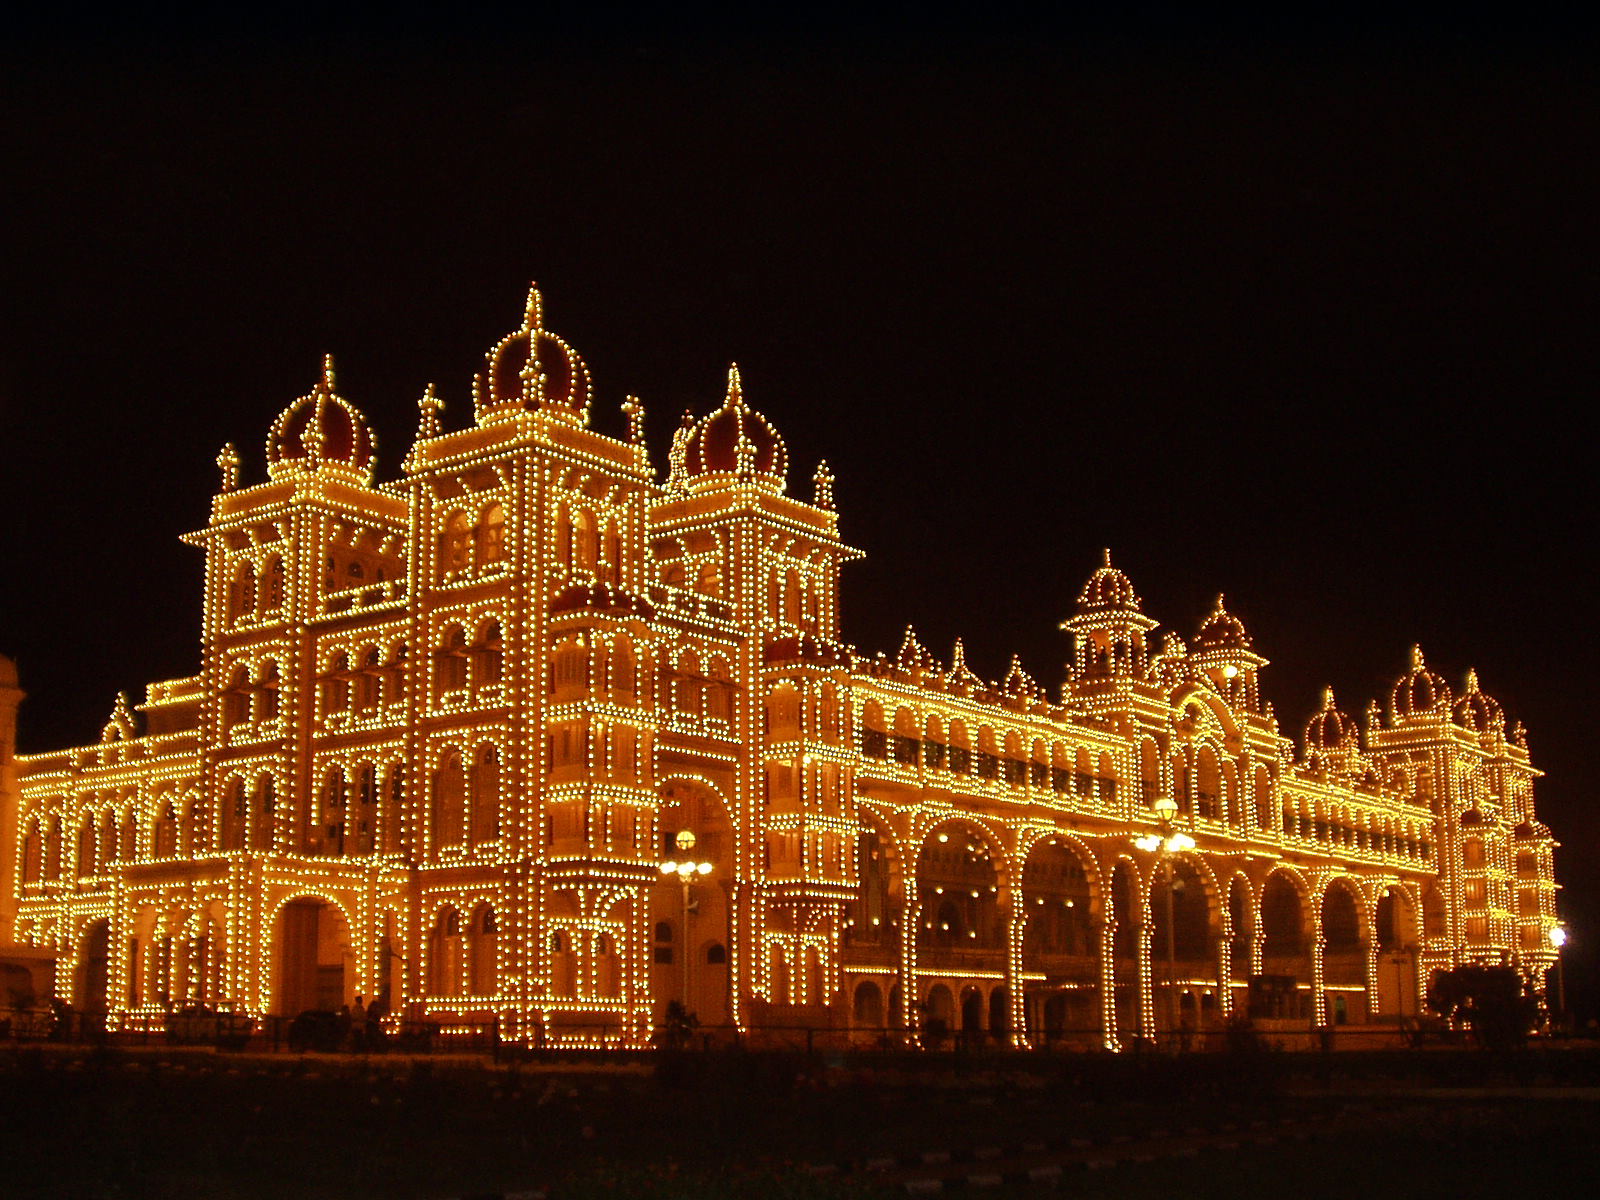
[0,286,1561,1047]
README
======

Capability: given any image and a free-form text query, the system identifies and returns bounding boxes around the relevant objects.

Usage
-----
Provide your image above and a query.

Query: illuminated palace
[1,287,1561,1048]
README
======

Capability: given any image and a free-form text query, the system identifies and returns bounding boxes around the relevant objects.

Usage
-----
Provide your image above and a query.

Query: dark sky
[3,16,1596,1013]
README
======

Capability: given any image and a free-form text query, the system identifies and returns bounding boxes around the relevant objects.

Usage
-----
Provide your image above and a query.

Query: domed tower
[1303,687,1364,775]
[1389,644,1453,726]
[265,355,377,485]
[1189,594,1268,711]
[472,283,593,427]
[1063,549,1157,683]
[678,364,788,495]
[1453,668,1506,748]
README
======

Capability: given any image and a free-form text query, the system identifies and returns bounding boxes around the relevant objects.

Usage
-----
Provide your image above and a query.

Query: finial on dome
[725,362,744,408]
[216,443,240,492]
[1214,593,1227,613]
[666,409,694,495]
[1102,547,1113,567]
[1410,644,1426,671]
[415,382,443,439]
[523,282,543,332]
[1321,685,1336,709]
[1464,667,1480,692]
[813,459,835,510]
[320,353,336,393]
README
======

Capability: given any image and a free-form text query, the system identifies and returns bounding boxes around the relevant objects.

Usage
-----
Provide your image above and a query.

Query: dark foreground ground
[3,1044,1598,1199]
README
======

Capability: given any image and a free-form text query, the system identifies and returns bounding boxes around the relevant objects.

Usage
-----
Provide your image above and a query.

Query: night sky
[3,15,1596,1016]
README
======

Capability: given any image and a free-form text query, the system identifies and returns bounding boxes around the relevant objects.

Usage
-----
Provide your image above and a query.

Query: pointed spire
[1213,593,1227,614]
[1102,547,1113,567]
[1464,666,1480,693]
[725,362,744,409]
[319,352,337,393]
[216,443,240,492]
[1321,685,1336,709]
[813,460,835,510]
[1410,643,1426,671]
[522,281,543,332]
[621,395,644,444]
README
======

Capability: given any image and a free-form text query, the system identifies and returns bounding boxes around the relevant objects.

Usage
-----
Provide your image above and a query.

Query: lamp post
[1135,796,1196,1050]
[659,839,714,1018]
[1549,925,1568,1032]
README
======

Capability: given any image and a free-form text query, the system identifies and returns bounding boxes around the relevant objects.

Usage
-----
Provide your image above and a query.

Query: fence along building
[3,286,1560,1048]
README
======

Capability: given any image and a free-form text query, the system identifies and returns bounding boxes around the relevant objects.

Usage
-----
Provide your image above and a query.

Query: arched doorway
[1149,858,1215,1035]
[77,920,110,1015]
[275,897,352,1015]
[1020,837,1097,1047]
[1109,859,1141,1043]
[1320,881,1366,1024]
[654,779,734,1028]
[1258,872,1310,1020]
[1374,886,1420,1020]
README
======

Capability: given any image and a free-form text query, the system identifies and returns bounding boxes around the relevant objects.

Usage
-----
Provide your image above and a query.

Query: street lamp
[1549,925,1568,1031]
[660,836,714,1018]
[1134,795,1196,1049]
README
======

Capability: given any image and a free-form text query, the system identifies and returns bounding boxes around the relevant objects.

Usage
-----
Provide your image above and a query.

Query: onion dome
[682,364,788,491]
[1076,548,1143,613]
[1390,644,1452,720]
[474,283,593,425]
[1453,668,1506,734]
[1304,687,1359,754]
[1195,593,1251,651]
[266,355,376,484]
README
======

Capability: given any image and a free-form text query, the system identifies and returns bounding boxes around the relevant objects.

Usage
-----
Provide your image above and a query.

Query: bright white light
[660,860,678,875]
[1550,926,1568,948]
[696,861,713,875]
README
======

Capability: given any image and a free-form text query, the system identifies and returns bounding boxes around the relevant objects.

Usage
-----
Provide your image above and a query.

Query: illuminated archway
[274,896,353,1015]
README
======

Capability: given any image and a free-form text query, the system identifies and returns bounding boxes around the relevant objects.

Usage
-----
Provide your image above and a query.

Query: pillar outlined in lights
[0,283,1562,1052]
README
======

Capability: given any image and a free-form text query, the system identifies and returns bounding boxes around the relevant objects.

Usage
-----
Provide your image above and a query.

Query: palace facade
[2,287,1560,1047]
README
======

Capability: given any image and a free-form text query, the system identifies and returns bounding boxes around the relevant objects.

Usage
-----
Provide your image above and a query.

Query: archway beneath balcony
[1019,834,1098,1047]
[1148,855,1218,1035]
[1320,878,1367,1026]
[654,776,733,1029]
[76,918,110,1015]
[1257,870,1312,1021]
[1374,884,1421,1021]
[273,896,353,1016]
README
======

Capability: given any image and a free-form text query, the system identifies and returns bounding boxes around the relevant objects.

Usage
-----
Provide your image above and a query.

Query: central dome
[474,284,593,425]
[683,364,788,490]
[1195,594,1251,651]
[1391,644,1451,720]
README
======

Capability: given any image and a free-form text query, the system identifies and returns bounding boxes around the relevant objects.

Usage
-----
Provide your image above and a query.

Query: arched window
[261,554,286,612]
[440,509,470,573]
[76,813,96,877]
[222,666,251,728]
[152,805,176,858]
[695,561,721,597]
[437,626,468,694]
[229,561,257,621]
[354,647,381,712]
[220,778,247,851]
[704,657,734,722]
[600,517,620,583]
[474,622,503,687]
[381,768,403,854]
[258,661,281,721]
[613,635,637,701]
[100,809,117,865]
[354,764,377,854]
[470,746,500,846]
[556,505,573,568]
[430,908,463,996]
[469,904,498,995]
[474,502,506,567]
[572,508,598,572]
[322,653,350,713]
[320,767,346,855]
[783,568,802,626]
[434,752,466,850]
[251,776,276,851]
[552,637,589,698]
[21,819,41,883]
